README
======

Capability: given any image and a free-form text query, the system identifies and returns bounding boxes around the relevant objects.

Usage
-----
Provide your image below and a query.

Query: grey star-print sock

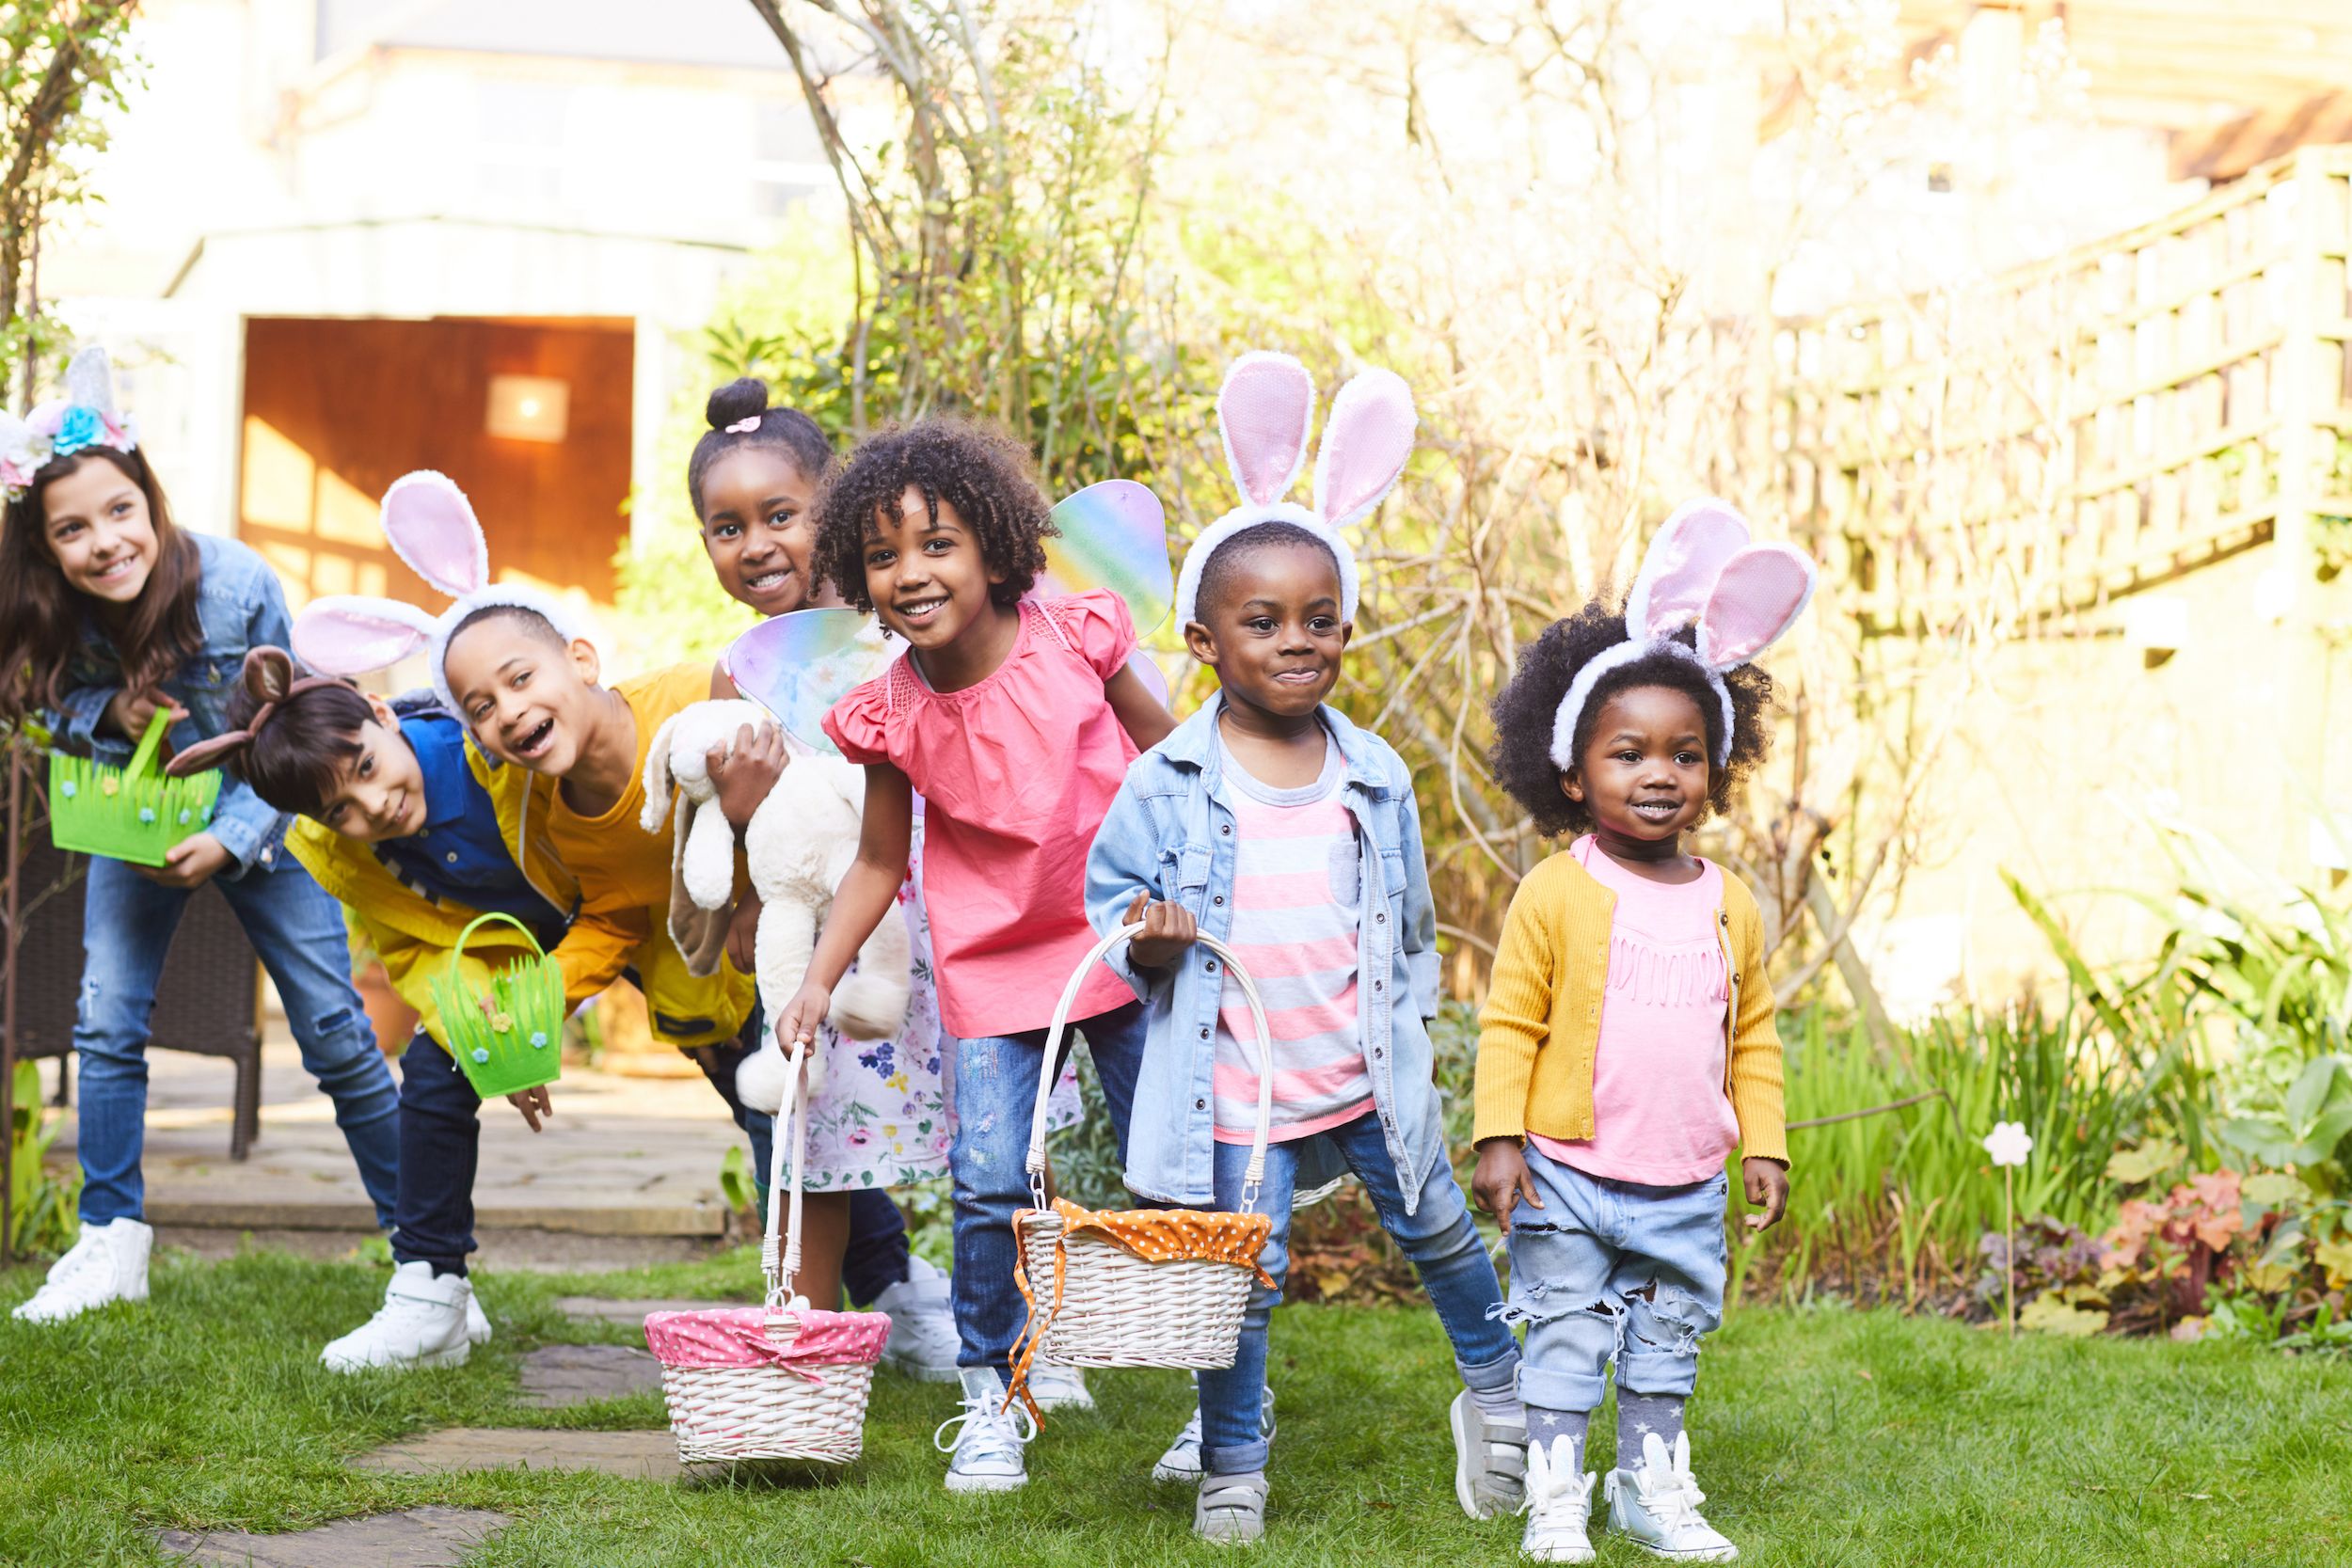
[1616,1390,1686,1465]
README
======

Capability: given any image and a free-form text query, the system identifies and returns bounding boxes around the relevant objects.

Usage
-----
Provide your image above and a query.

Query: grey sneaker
[1154,1384,1275,1483]
[1605,1432,1738,1561]
[1195,1470,1269,1544]
[1450,1388,1529,1518]
[935,1368,1035,1494]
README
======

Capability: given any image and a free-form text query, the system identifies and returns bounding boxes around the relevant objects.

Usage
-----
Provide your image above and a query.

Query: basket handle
[439,910,551,990]
[125,707,174,781]
[762,1033,813,1325]
[1022,922,1277,1215]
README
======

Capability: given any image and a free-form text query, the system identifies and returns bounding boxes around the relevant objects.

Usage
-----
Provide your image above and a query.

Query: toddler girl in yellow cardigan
[1470,501,1812,1564]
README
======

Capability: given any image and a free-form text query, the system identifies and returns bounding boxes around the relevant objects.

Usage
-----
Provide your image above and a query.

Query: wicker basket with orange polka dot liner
[1006,922,1277,1420]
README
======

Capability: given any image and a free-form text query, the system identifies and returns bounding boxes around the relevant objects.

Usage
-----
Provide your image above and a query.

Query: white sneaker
[1195,1470,1269,1544]
[11,1218,151,1323]
[1519,1434,1597,1562]
[1029,1362,1094,1412]
[935,1368,1035,1493]
[1154,1384,1276,1483]
[1605,1432,1738,1561]
[320,1260,474,1373]
[466,1289,492,1346]
[1451,1387,1530,1518]
[875,1256,958,1381]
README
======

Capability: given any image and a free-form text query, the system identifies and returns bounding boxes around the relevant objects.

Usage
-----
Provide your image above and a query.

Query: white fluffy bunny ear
[64,346,119,421]
[640,713,681,834]
[381,470,489,599]
[1218,352,1315,508]
[1625,498,1752,640]
[1694,545,1817,670]
[1311,368,1415,531]
[293,596,438,676]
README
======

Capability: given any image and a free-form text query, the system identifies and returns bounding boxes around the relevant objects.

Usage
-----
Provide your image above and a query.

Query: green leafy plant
[8,1060,79,1258]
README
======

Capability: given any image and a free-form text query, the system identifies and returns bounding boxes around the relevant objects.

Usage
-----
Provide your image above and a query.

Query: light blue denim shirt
[1085,697,1448,1212]
[53,531,293,876]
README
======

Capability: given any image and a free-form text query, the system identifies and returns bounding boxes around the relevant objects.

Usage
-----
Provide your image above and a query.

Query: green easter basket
[429,911,567,1099]
[48,709,221,867]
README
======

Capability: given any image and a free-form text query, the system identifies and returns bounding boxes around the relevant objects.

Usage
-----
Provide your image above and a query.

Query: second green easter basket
[429,911,567,1098]
[48,708,220,867]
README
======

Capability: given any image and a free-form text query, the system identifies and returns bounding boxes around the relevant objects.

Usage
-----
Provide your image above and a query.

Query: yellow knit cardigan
[1471,847,1788,1165]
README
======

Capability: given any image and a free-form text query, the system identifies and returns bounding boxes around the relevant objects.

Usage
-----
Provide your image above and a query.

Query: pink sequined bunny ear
[1311,368,1415,530]
[1625,498,1751,639]
[293,596,439,676]
[1694,545,1816,670]
[380,470,489,599]
[1218,352,1315,508]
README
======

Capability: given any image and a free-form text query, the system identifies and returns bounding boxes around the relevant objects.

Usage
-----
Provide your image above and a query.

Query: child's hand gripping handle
[1021,922,1277,1214]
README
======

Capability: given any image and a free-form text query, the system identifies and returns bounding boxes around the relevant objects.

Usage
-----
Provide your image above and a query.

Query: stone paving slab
[518,1343,666,1408]
[553,1295,732,1324]
[154,1506,511,1567]
[350,1427,690,1481]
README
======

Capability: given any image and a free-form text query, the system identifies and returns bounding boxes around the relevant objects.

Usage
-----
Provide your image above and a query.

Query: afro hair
[1192,520,1344,624]
[1488,597,1775,839]
[812,419,1053,615]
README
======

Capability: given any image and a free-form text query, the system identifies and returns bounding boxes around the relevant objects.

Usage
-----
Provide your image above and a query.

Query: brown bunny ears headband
[165,648,350,778]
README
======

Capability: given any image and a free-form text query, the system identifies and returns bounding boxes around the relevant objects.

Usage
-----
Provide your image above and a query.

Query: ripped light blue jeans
[1503,1139,1727,1413]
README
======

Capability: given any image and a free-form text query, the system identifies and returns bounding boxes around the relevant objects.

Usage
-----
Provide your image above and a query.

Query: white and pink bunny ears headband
[1549,499,1818,771]
[1171,351,1417,627]
[291,470,597,713]
[0,346,139,500]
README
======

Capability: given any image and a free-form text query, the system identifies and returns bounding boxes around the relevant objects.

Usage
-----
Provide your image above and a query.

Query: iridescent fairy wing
[1039,480,1173,637]
[725,608,897,755]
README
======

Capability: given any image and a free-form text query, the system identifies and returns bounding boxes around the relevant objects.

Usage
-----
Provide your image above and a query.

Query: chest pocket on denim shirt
[1170,842,1214,916]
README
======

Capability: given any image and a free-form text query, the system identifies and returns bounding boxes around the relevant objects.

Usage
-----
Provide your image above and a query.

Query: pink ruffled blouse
[824,590,1140,1037]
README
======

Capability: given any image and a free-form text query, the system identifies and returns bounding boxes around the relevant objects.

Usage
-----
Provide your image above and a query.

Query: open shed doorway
[237,315,634,620]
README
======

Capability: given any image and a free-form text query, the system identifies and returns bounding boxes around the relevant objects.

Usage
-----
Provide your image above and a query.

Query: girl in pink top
[776,420,1173,1496]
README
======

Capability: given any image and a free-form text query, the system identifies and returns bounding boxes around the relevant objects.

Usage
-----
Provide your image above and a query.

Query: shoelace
[37,1236,106,1294]
[933,1395,1039,1462]
[1637,1467,1709,1533]
[1522,1472,1592,1524]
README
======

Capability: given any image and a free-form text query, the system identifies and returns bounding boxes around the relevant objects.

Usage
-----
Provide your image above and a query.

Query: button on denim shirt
[1084,699,1448,1213]
[52,532,294,877]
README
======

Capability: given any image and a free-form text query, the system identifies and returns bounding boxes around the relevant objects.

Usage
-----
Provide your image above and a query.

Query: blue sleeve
[203,565,294,872]
[1396,778,1442,1021]
[1084,778,1165,1003]
[55,683,121,754]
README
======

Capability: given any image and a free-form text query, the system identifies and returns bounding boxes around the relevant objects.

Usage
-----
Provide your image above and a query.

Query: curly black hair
[1488,597,1775,838]
[1194,520,1343,623]
[686,376,834,521]
[812,420,1053,614]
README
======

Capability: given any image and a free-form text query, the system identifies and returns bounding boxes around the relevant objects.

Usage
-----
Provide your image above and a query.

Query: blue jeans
[73,854,400,1227]
[394,1009,778,1276]
[1503,1140,1728,1412]
[952,1000,1148,1375]
[1200,1111,1520,1476]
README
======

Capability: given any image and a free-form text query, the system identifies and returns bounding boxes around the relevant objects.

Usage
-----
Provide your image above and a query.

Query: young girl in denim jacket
[1087,355,1525,1544]
[1473,500,1808,1563]
[772,419,1175,1495]
[0,350,399,1326]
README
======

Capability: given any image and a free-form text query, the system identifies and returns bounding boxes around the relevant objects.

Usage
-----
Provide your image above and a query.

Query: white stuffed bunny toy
[642,704,912,1117]
[1171,350,1419,630]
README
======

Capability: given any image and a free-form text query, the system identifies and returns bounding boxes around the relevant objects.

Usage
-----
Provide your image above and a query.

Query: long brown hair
[0,446,204,728]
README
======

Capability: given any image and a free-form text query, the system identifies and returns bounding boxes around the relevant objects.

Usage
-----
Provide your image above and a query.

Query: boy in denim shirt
[1085,520,1525,1544]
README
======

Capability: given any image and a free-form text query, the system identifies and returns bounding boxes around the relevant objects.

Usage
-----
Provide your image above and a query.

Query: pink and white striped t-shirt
[1212,730,1374,1145]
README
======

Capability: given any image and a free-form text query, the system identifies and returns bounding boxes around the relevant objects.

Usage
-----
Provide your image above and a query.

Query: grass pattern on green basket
[428,911,568,1099]
[46,709,219,868]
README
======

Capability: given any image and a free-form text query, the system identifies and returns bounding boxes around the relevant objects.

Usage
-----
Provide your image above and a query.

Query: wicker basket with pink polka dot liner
[1006,922,1276,1417]
[644,1036,890,1464]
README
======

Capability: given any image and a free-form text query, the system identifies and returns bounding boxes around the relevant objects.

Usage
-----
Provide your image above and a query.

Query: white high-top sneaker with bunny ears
[1605,1432,1739,1561]
[1519,1433,1597,1562]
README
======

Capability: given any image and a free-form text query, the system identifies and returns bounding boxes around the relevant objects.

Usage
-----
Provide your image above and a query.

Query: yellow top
[471,662,754,1048]
[1471,847,1788,1164]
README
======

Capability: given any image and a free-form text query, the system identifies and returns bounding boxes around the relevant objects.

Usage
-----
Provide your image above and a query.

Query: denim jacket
[52,532,292,877]
[1084,698,1448,1212]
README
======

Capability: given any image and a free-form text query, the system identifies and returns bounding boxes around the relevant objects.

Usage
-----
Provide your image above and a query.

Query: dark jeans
[394,1012,779,1277]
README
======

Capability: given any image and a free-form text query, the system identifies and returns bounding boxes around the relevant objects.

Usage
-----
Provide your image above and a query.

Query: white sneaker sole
[1520,1542,1597,1564]
[12,1289,146,1324]
[944,1468,1027,1494]
[1153,1455,1204,1484]
[1618,1546,1736,1564]
[321,1340,471,1375]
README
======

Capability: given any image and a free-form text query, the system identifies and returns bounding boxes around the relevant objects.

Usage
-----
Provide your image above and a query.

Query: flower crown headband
[1171,350,1417,627]
[165,648,348,779]
[1,345,139,500]
[289,470,597,711]
[1549,499,1819,772]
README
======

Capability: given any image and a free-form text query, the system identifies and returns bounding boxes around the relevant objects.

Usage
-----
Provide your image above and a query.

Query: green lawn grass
[3,1248,2345,1567]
